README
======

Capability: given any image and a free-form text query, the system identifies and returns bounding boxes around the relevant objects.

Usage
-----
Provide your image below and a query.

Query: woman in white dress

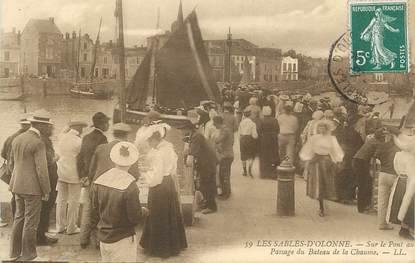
[139,123,188,257]
[300,120,344,217]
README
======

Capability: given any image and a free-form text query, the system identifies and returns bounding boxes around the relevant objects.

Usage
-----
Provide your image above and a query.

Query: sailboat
[113,2,221,127]
[69,20,113,100]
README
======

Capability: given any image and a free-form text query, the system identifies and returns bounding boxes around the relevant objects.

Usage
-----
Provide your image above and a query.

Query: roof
[23,19,62,35]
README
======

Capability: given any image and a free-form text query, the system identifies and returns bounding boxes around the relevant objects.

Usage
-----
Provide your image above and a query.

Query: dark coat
[9,130,50,196]
[189,132,217,176]
[77,129,108,178]
[89,140,140,182]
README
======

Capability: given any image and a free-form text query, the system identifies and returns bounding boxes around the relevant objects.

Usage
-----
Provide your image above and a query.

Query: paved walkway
[1,146,414,262]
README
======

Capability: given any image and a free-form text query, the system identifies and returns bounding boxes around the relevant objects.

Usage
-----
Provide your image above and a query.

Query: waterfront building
[0,28,21,78]
[20,18,63,77]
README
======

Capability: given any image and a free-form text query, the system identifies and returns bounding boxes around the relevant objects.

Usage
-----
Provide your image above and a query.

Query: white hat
[28,109,53,124]
[110,142,139,167]
[141,122,171,141]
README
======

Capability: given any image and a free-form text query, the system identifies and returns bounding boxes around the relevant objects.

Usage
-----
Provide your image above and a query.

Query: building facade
[0,28,21,78]
[281,56,298,81]
[20,18,63,77]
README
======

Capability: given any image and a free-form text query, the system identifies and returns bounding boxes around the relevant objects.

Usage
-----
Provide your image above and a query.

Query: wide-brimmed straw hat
[112,122,132,132]
[141,122,171,141]
[110,141,139,167]
[28,109,53,124]
[68,121,88,128]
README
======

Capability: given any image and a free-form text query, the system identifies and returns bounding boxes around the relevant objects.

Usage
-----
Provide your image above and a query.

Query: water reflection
[0,95,116,148]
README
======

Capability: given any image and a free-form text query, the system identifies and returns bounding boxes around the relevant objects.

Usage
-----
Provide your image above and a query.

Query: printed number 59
[356,51,369,66]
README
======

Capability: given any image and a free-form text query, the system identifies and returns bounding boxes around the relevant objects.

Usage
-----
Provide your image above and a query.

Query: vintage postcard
[0,0,414,262]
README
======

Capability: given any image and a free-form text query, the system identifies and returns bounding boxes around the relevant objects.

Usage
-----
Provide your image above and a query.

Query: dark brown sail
[126,10,221,111]
[126,50,152,109]
[156,11,221,109]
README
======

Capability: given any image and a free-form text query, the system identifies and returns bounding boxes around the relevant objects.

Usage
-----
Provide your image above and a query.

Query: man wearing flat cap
[55,120,88,236]
[1,117,31,222]
[78,112,110,248]
[9,109,52,261]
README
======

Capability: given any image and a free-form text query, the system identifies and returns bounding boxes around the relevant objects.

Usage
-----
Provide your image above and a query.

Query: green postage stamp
[349,0,409,73]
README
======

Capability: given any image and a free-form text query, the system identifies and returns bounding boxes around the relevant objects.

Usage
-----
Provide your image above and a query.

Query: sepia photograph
[0,0,414,262]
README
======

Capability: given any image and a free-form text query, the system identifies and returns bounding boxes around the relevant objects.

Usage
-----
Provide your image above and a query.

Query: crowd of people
[217,85,413,238]
[0,85,414,261]
[1,110,187,261]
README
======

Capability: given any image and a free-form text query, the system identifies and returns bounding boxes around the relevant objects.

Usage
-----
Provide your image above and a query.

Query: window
[293,63,297,72]
[81,67,86,78]
[264,74,267,81]
[46,49,53,59]
[283,63,287,71]
[94,68,98,77]
[84,42,87,50]
[288,63,292,72]
[375,73,384,82]
[102,68,109,78]
[4,51,10,61]
[104,57,108,64]
[83,53,88,62]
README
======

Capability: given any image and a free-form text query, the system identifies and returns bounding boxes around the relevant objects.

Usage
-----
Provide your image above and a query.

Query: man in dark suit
[37,129,59,245]
[78,112,109,248]
[1,118,31,223]
[185,111,218,214]
[8,109,52,261]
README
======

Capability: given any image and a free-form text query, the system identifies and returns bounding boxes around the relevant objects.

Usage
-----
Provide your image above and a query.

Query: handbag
[0,160,12,185]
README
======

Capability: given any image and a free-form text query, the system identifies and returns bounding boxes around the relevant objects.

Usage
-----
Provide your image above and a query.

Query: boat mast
[116,0,127,122]
[76,28,81,82]
[226,27,232,83]
[90,18,102,82]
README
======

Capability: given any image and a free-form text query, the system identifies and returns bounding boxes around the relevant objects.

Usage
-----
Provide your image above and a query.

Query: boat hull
[69,88,111,100]
[113,108,192,129]
[70,81,113,100]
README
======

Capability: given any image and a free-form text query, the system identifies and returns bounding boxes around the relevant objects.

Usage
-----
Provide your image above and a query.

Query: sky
[1,0,414,59]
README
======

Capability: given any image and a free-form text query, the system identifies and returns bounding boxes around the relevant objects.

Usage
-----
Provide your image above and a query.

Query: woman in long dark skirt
[300,120,344,217]
[258,106,280,179]
[139,123,187,258]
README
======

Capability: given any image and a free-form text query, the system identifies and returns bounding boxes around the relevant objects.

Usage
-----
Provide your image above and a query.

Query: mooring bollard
[276,157,295,216]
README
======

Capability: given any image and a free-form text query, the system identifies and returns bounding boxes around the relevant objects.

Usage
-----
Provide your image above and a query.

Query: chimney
[49,17,55,24]
[72,31,76,39]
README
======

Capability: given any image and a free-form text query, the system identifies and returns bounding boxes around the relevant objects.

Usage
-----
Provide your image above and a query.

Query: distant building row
[204,39,299,83]
[0,18,146,80]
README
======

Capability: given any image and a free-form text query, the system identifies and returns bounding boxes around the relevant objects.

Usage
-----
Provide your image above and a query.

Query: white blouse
[299,134,344,163]
[143,140,178,187]
[238,117,258,139]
